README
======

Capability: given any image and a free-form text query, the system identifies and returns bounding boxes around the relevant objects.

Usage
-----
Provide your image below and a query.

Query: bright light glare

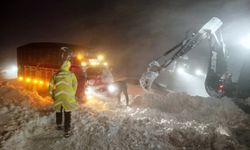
[77,54,83,60]
[11,66,18,72]
[18,76,23,81]
[39,80,44,85]
[87,95,93,100]
[89,59,99,66]
[103,62,108,66]
[85,86,94,95]
[240,34,250,49]
[3,65,18,79]
[26,78,31,82]
[108,84,118,93]
[33,79,38,84]
[177,67,185,74]
[81,62,87,66]
[195,69,203,76]
[97,55,104,61]
[90,61,99,66]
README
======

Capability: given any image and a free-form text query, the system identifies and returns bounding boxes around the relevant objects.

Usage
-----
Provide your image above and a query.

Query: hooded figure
[49,60,78,137]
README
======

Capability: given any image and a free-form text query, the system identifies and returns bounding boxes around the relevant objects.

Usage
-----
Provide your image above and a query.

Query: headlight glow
[10,66,18,72]
[33,79,38,84]
[3,65,18,79]
[103,62,108,66]
[108,84,118,93]
[89,59,100,66]
[39,80,44,85]
[177,67,185,74]
[18,76,23,81]
[26,78,31,82]
[81,62,87,66]
[85,86,94,95]
[240,34,250,49]
[97,55,104,61]
[195,69,203,76]
[77,54,83,60]
[86,95,93,100]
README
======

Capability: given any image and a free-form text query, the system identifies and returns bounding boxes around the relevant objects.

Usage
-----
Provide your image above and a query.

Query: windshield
[86,67,103,76]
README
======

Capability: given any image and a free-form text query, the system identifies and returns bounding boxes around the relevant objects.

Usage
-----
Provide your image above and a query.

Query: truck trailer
[17,42,113,100]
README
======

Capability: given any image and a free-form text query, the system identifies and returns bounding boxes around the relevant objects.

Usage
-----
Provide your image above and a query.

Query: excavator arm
[140,17,227,97]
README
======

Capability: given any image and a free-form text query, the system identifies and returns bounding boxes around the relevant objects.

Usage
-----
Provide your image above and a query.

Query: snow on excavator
[140,17,235,98]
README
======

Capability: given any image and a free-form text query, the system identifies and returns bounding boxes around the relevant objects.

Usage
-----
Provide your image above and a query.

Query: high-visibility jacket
[49,61,78,111]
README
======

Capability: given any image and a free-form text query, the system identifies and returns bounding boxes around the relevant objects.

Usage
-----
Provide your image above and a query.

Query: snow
[0,81,250,150]
[131,92,248,126]
[246,97,250,106]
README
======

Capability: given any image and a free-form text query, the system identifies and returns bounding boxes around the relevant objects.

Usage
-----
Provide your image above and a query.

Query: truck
[17,42,113,100]
[140,17,250,99]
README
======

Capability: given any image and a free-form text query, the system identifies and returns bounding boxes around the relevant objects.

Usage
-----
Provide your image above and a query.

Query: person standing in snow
[114,80,129,106]
[49,60,78,138]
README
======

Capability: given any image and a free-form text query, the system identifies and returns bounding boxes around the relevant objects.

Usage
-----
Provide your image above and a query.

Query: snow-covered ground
[0,81,250,150]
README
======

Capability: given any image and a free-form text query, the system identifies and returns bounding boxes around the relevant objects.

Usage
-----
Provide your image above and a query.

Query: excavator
[140,17,247,98]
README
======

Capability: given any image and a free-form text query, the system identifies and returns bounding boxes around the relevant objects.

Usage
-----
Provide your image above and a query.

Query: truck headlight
[195,69,203,76]
[108,84,118,93]
[85,86,94,95]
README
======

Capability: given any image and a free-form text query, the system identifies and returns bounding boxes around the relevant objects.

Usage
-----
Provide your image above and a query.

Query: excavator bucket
[140,70,159,92]
[139,61,160,92]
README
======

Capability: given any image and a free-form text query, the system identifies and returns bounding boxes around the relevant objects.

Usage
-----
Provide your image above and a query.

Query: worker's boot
[56,112,63,130]
[64,111,71,138]
[56,125,63,130]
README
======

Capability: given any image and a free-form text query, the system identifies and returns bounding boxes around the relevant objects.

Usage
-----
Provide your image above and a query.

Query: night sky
[1,0,250,78]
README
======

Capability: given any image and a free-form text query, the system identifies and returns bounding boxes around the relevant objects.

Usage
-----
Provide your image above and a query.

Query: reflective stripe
[54,91,74,98]
[63,100,77,110]
[54,101,62,107]
[55,75,66,78]
[55,80,71,87]
[58,72,69,75]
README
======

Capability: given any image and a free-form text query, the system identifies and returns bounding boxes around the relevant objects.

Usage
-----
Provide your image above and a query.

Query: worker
[114,80,129,106]
[49,60,78,138]
[224,73,233,97]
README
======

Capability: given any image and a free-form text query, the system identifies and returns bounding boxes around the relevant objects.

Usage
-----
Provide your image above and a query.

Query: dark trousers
[56,106,71,132]
[116,81,129,106]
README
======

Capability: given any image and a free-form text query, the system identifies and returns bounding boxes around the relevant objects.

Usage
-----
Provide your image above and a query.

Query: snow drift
[132,92,248,126]
[0,83,250,150]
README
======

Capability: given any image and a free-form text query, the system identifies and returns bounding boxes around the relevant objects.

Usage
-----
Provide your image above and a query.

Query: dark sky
[1,0,250,78]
